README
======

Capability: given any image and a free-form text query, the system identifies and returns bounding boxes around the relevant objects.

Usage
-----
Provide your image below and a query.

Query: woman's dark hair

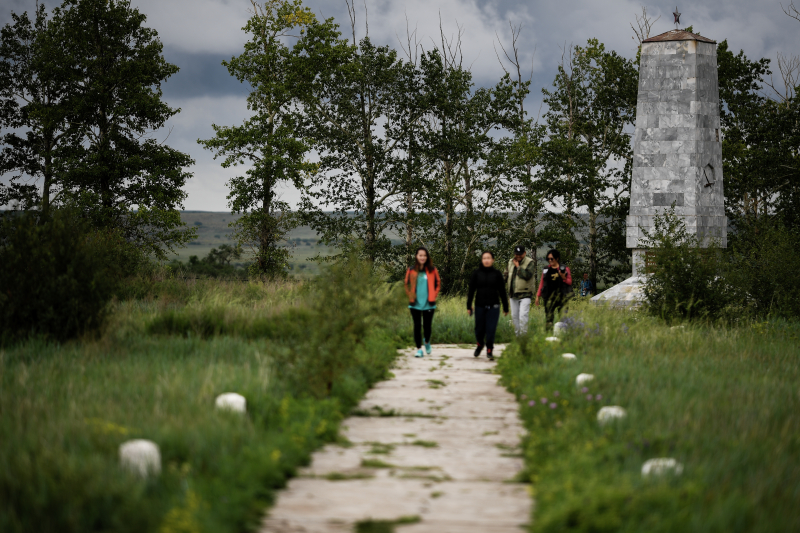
[546,249,561,261]
[481,250,495,259]
[414,247,434,272]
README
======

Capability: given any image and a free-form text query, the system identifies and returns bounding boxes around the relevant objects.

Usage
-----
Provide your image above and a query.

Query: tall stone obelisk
[592,28,727,305]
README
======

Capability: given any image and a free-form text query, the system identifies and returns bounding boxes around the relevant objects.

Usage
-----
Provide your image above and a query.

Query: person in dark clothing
[534,249,573,330]
[467,251,509,360]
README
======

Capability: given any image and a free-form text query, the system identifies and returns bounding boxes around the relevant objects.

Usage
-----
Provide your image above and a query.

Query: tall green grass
[0,261,400,533]
[497,300,800,532]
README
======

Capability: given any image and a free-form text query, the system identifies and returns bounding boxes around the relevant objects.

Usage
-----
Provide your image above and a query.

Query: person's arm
[404,269,414,302]
[535,270,545,306]
[517,261,535,281]
[466,271,476,311]
[430,268,441,303]
[498,271,509,314]
[563,267,572,285]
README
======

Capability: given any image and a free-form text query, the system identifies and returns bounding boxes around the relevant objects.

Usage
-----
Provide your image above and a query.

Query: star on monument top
[673,7,681,27]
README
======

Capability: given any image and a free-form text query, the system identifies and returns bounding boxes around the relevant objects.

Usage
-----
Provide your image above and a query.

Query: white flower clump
[562,353,577,360]
[575,373,594,385]
[597,406,627,424]
[119,439,161,477]
[545,336,560,342]
[553,322,568,335]
[641,458,684,476]
[215,393,247,413]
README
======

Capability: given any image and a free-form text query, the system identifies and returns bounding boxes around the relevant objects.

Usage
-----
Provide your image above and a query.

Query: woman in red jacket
[404,247,441,358]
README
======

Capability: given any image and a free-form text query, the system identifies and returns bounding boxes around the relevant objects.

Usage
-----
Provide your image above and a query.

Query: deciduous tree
[199,0,316,277]
[55,0,194,259]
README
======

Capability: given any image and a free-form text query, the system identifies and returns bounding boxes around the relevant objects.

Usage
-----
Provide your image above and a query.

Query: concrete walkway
[261,345,531,533]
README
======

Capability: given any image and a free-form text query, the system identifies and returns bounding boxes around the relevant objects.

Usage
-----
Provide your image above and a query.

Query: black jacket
[467,265,509,312]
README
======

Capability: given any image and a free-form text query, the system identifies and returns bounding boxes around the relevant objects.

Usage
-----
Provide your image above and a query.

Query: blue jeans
[474,305,500,350]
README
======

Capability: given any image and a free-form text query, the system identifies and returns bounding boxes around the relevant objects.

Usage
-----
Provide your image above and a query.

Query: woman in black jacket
[467,251,509,360]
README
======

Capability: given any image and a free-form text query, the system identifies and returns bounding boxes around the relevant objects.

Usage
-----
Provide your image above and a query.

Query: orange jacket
[404,267,441,305]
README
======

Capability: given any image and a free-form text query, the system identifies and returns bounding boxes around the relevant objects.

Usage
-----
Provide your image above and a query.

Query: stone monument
[592,25,727,306]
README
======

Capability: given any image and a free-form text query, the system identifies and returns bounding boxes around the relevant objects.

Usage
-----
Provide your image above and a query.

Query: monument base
[590,276,646,308]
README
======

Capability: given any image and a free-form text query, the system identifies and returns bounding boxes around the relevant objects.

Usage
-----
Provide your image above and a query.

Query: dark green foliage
[1,0,196,259]
[539,39,637,289]
[718,40,800,231]
[640,207,727,322]
[0,211,128,342]
[167,244,247,279]
[269,255,401,398]
[723,221,800,318]
[0,3,75,217]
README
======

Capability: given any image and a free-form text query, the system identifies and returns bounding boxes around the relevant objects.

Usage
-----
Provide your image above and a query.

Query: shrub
[723,220,800,318]
[640,208,728,322]
[0,210,123,342]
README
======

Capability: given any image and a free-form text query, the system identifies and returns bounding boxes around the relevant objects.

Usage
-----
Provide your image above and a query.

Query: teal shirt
[409,271,436,311]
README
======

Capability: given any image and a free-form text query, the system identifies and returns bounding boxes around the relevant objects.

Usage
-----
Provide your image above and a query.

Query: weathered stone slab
[260,347,531,533]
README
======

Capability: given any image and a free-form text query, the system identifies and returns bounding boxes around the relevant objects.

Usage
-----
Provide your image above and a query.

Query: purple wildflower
[540,398,548,404]
[549,402,557,409]
[595,394,603,401]
[554,391,560,397]
[521,394,527,400]
[586,394,593,400]
[581,387,589,393]
[528,400,535,406]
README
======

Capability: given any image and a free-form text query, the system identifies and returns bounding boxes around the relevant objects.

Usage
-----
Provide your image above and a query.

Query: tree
[411,27,521,293]
[539,39,637,289]
[53,0,195,259]
[493,23,547,277]
[199,0,316,277]
[718,40,800,230]
[0,3,76,217]
[294,5,421,265]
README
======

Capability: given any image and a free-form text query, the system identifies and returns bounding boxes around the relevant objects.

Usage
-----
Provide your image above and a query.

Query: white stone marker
[553,322,568,335]
[576,373,594,385]
[561,353,577,360]
[641,458,684,476]
[119,439,161,477]
[597,406,627,424]
[545,337,560,342]
[215,393,247,413]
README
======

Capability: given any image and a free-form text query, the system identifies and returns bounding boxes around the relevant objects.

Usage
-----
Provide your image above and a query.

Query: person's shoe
[487,349,494,361]
[473,344,483,358]
[424,340,432,355]
[415,348,424,358]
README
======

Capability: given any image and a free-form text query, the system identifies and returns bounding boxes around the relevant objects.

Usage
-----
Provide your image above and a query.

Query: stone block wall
[628,39,727,250]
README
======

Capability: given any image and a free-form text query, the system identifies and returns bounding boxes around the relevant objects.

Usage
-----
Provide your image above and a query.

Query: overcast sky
[3,0,799,211]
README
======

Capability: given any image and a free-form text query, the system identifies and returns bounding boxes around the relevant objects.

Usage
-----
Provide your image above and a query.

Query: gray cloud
[3,0,799,211]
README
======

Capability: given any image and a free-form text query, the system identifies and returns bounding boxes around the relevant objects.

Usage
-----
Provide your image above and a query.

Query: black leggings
[474,305,501,350]
[544,294,571,327]
[410,309,435,348]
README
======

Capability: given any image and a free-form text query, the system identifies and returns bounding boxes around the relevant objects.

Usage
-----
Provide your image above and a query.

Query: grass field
[0,266,502,533]
[3,254,797,532]
[497,300,800,532]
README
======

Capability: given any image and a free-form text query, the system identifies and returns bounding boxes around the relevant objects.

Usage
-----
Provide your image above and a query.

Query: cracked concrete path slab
[261,345,532,533]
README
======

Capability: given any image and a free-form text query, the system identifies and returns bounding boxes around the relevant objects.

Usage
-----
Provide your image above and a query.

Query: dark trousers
[544,294,571,327]
[410,308,435,348]
[474,305,501,350]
